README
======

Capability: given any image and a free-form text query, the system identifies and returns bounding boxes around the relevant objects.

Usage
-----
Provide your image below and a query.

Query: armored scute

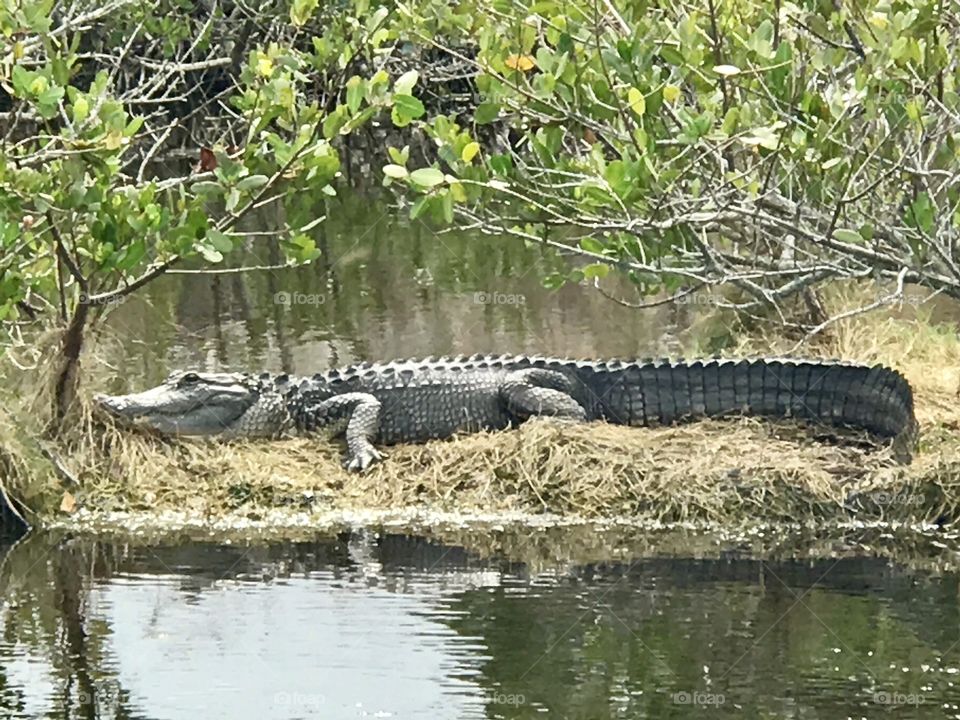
[95,355,918,470]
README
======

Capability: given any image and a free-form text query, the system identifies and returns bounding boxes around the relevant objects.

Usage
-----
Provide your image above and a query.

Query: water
[91,191,725,386]
[1,532,959,719]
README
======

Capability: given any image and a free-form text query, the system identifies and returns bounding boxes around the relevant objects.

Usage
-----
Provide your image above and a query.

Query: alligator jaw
[94,372,259,436]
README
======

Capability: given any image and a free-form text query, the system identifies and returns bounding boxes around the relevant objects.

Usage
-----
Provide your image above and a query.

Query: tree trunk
[52,302,90,429]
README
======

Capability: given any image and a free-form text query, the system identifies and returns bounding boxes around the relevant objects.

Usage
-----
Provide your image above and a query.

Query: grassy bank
[3,287,960,532]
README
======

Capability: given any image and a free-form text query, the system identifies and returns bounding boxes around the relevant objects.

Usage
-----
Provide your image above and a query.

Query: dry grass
[61,416,959,526]
[5,283,960,530]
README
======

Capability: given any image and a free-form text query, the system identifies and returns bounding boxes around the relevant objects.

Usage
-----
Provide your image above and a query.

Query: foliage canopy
[0,0,958,366]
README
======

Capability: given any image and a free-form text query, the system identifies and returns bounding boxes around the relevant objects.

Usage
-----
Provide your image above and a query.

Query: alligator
[94,355,918,470]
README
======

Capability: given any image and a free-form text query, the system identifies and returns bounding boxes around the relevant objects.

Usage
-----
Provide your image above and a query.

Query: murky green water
[83,190,960,388]
[2,532,959,719]
[89,191,725,387]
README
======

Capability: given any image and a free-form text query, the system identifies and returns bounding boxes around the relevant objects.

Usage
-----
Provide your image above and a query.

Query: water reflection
[95,188,960,396]
[96,577,489,718]
[99,192,718,388]
[2,533,960,719]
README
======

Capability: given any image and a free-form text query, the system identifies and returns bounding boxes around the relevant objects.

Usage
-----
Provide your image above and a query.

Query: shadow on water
[1,532,960,719]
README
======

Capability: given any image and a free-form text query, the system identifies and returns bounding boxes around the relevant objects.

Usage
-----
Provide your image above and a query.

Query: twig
[789,267,910,352]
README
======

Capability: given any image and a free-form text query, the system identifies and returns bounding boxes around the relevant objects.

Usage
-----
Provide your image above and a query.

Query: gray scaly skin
[94,355,919,470]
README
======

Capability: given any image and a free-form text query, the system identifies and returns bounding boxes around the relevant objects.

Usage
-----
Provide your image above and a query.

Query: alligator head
[94,372,264,436]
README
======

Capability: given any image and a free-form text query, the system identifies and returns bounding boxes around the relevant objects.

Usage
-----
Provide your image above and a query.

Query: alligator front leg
[301,392,384,472]
[500,369,587,422]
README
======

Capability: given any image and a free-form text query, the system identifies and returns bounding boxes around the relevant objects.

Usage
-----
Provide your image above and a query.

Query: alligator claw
[344,447,385,473]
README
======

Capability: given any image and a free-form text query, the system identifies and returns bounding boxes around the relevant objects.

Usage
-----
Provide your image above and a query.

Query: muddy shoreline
[26,511,960,576]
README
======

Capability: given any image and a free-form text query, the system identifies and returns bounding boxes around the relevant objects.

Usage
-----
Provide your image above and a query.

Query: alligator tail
[583,358,917,462]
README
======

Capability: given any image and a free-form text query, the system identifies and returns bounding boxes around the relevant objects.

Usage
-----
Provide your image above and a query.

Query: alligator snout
[94,393,120,412]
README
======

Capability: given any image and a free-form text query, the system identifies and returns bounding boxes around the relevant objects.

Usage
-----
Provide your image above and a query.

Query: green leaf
[36,86,65,118]
[225,187,241,212]
[740,125,782,150]
[475,102,501,124]
[441,190,454,223]
[905,99,923,124]
[890,37,909,61]
[191,181,222,195]
[542,272,567,289]
[393,93,425,119]
[604,160,627,194]
[832,228,864,244]
[116,241,147,271]
[207,230,234,253]
[290,0,319,26]
[461,142,480,162]
[391,105,412,128]
[11,65,32,96]
[72,96,89,123]
[388,146,409,164]
[409,167,446,188]
[342,105,377,133]
[196,244,223,263]
[394,70,419,95]
[346,76,364,113]
[383,164,408,179]
[582,263,610,279]
[410,196,431,220]
[489,154,513,175]
[748,19,775,59]
[627,87,645,116]
[906,193,935,233]
[236,175,270,192]
[124,116,144,137]
[660,46,684,65]
[322,108,347,139]
[713,64,741,76]
[449,181,467,202]
[580,237,605,253]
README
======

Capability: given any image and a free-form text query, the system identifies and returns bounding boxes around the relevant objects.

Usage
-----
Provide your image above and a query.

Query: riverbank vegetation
[0,285,957,531]
[2,0,960,529]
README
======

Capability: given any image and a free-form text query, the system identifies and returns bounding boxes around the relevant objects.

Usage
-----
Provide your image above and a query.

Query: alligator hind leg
[500,369,587,422]
[300,392,384,472]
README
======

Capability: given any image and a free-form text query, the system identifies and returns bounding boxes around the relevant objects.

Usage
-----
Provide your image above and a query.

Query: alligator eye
[180,372,200,385]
